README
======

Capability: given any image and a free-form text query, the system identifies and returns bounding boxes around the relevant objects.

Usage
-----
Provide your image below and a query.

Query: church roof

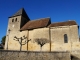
[48,20,77,27]
[9,8,30,20]
[20,18,51,30]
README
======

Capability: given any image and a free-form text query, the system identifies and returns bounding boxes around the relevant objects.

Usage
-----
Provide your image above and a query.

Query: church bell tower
[5,8,30,50]
[7,8,30,31]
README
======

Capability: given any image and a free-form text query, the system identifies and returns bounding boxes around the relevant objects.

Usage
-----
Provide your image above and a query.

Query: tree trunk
[40,46,42,51]
[20,44,22,51]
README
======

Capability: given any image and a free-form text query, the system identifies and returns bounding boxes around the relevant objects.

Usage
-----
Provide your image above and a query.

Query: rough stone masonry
[0,50,71,60]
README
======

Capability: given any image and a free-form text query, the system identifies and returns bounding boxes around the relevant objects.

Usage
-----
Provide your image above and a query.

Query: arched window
[15,18,17,22]
[64,34,68,43]
[12,19,14,22]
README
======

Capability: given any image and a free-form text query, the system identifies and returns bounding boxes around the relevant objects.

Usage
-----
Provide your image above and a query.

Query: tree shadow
[35,38,50,51]
[13,35,31,51]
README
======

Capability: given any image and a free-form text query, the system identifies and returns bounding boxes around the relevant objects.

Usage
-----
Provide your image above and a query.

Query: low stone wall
[0,50,70,60]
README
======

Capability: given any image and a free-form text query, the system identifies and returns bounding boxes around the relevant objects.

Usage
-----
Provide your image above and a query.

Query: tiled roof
[48,20,77,27]
[9,8,30,20]
[20,18,51,30]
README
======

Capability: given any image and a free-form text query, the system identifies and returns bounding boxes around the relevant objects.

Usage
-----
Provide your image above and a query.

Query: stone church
[5,8,80,57]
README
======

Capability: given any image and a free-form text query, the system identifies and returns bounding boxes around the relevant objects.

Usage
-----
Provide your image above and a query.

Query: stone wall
[5,25,80,52]
[51,26,71,51]
[5,30,28,51]
[51,25,79,52]
[0,50,71,60]
[28,28,50,51]
[8,16,21,31]
[70,25,79,42]
[71,42,80,59]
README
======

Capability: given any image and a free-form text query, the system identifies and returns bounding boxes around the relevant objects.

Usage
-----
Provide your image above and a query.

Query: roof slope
[9,8,30,20]
[48,20,77,27]
[20,18,51,30]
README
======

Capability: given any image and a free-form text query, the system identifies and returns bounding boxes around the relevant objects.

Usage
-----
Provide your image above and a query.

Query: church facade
[5,8,80,57]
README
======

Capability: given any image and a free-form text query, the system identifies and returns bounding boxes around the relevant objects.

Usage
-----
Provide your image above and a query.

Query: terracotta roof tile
[20,18,51,30]
[48,20,77,27]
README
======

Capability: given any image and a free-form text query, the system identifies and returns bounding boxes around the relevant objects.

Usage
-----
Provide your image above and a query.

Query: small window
[12,19,14,22]
[15,18,17,22]
[64,34,68,43]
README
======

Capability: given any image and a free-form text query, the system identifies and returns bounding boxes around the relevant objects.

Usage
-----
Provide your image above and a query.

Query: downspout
[27,30,29,51]
[78,25,79,41]
[49,27,51,52]
[69,26,72,53]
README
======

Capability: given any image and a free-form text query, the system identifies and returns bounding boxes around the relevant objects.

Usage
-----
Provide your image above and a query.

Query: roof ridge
[51,20,76,24]
[30,17,50,21]
[48,20,77,27]
[12,8,23,16]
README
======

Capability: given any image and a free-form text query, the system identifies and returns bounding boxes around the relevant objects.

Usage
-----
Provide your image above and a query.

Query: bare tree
[14,35,31,51]
[35,38,50,51]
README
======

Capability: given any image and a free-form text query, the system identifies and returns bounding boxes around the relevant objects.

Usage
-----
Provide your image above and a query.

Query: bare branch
[13,35,31,51]
[35,38,49,47]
